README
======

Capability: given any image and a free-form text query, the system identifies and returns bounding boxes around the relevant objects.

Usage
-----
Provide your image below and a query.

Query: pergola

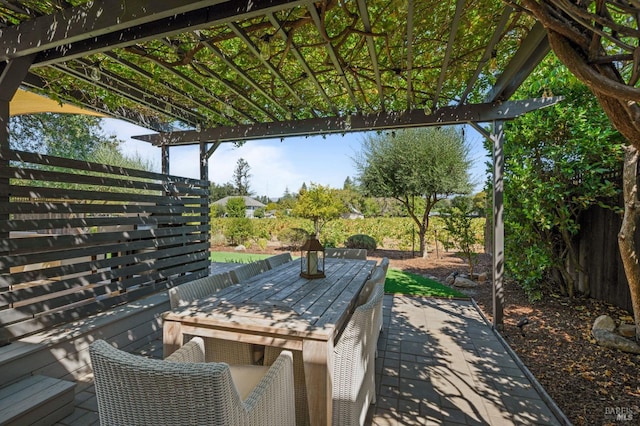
[0,0,560,332]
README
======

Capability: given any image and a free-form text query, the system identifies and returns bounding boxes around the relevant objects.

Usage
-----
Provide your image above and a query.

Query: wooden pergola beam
[133,97,563,145]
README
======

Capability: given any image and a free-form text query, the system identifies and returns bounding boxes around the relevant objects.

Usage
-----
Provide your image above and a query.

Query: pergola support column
[199,140,208,181]
[1,55,35,244]
[161,145,170,175]
[469,120,505,330]
[491,120,505,330]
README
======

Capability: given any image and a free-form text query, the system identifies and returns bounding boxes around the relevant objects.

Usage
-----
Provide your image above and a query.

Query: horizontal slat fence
[0,150,210,344]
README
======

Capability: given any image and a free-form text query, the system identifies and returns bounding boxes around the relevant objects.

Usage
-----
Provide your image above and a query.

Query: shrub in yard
[210,231,227,247]
[278,227,311,249]
[226,217,253,245]
[345,234,377,251]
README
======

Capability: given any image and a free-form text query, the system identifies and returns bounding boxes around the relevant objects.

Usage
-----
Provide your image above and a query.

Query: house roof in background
[213,196,266,208]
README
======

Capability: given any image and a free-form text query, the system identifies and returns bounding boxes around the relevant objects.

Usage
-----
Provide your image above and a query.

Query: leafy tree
[291,183,345,238]
[226,217,253,245]
[92,143,156,171]
[471,191,487,218]
[497,54,624,299]
[232,158,251,195]
[355,128,472,257]
[210,182,236,201]
[10,114,114,160]
[516,0,640,340]
[253,207,265,219]
[276,188,298,216]
[441,196,482,277]
[210,203,226,218]
[226,197,246,218]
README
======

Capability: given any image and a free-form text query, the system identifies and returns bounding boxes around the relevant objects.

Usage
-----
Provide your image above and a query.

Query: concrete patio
[53,294,566,426]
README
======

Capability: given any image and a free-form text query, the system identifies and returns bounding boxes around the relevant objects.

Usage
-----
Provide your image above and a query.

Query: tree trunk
[419,229,427,259]
[618,146,640,342]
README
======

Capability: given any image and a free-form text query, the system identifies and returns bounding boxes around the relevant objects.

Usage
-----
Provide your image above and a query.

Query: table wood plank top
[163,258,376,341]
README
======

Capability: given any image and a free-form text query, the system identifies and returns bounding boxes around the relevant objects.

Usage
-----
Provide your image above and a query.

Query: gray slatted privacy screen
[0,150,210,344]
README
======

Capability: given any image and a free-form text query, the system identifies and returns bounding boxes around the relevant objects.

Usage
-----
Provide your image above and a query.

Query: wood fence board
[3,202,208,215]
[2,150,210,343]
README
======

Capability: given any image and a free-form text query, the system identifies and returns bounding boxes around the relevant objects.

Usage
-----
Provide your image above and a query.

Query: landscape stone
[234,245,247,251]
[592,328,640,354]
[453,276,478,288]
[618,323,637,338]
[592,315,616,332]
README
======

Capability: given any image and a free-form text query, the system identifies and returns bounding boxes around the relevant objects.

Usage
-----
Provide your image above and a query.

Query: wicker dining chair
[333,283,384,425]
[89,337,296,426]
[357,264,386,306]
[168,273,233,309]
[229,259,270,283]
[263,283,385,426]
[168,274,261,365]
[378,256,390,275]
[324,248,368,260]
[265,252,293,269]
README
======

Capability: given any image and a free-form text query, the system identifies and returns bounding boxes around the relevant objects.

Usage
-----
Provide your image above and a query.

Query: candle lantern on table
[300,238,325,279]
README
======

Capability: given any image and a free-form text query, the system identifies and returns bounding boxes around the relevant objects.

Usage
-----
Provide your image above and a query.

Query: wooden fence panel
[0,150,210,344]
[577,193,638,313]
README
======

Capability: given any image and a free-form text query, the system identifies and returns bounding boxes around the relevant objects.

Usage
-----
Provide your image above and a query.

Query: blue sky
[104,118,489,199]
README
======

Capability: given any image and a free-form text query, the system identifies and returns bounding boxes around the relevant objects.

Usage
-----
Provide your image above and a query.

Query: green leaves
[291,183,345,238]
[499,54,624,299]
[355,127,472,256]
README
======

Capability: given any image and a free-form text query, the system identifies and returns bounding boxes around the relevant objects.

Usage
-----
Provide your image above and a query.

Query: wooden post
[0,56,35,248]
[491,120,505,330]
[161,144,170,175]
[199,140,208,181]
[0,99,9,247]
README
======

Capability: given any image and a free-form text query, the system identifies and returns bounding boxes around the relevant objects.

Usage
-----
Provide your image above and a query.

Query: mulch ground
[222,245,640,425]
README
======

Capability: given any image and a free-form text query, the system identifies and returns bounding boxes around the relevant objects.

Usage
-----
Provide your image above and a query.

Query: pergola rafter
[265,12,338,115]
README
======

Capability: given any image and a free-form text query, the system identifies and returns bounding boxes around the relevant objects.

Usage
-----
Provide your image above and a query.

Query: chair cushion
[229,364,270,400]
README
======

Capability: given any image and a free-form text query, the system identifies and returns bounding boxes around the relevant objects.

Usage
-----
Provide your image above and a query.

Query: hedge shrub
[344,234,377,251]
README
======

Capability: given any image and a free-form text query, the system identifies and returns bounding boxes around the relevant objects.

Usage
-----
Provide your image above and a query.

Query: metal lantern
[300,238,325,279]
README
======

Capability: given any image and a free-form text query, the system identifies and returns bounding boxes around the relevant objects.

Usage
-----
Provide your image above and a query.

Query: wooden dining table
[162,257,377,426]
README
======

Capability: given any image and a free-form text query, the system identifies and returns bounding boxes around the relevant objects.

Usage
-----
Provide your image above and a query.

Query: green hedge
[210,217,485,252]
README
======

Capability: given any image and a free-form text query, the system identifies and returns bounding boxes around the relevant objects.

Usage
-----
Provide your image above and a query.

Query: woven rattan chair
[229,259,270,283]
[263,284,385,426]
[168,273,233,309]
[263,347,309,426]
[265,252,293,269]
[333,283,384,426]
[357,265,386,306]
[169,274,261,365]
[89,337,296,426]
[324,248,367,260]
[378,256,390,275]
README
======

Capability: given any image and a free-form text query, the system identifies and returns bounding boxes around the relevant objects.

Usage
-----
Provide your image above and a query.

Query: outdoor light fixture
[259,34,272,60]
[300,238,325,279]
[90,66,101,81]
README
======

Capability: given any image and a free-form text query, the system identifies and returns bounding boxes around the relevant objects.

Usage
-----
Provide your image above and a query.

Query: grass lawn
[384,268,467,298]
[210,252,272,263]
[210,252,466,298]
